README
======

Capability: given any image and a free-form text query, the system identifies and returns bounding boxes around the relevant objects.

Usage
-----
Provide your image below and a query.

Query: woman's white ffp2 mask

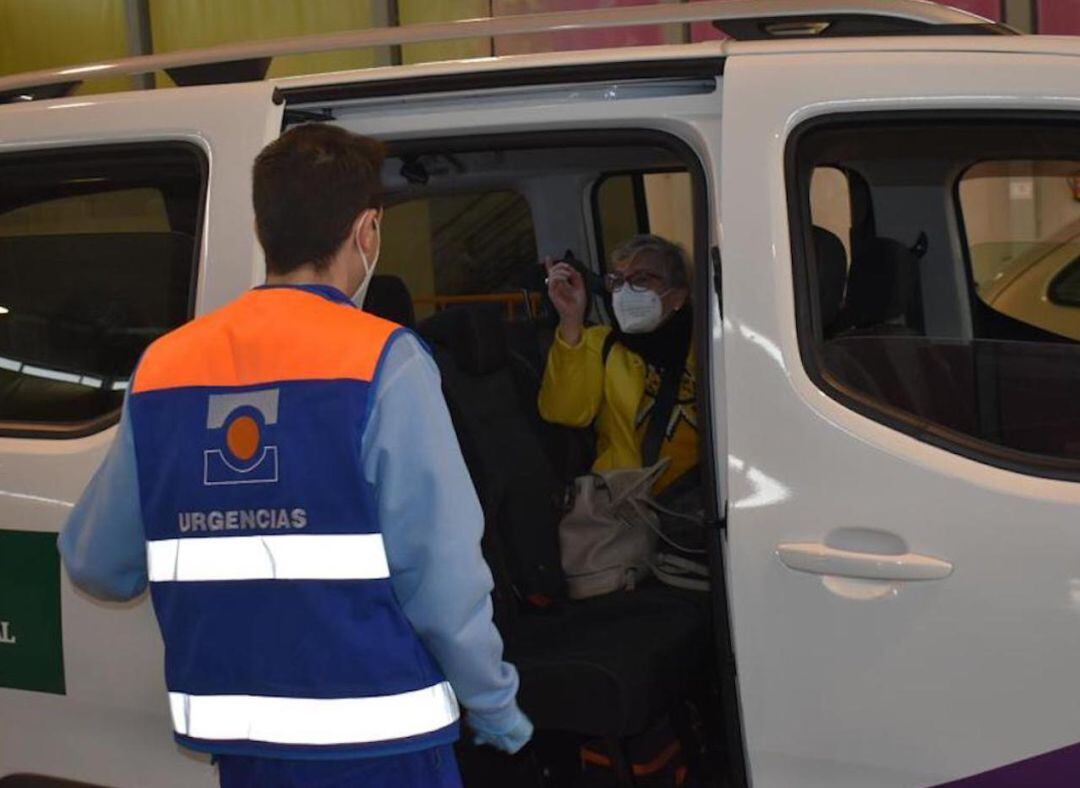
[612,286,666,334]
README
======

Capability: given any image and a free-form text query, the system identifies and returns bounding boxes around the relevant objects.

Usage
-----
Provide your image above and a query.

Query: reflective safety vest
[128,284,459,759]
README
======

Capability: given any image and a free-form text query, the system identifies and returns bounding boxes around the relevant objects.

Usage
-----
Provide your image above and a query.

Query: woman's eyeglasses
[603,270,667,293]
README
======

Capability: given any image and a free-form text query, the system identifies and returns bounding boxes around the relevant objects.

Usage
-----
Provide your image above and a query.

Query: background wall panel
[148,0,382,86]
[943,0,1003,21]
[1036,1,1080,35]
[0,0,132,93]
[0,1,1071,93]
[493,0,682,56]
[397,0,492,65]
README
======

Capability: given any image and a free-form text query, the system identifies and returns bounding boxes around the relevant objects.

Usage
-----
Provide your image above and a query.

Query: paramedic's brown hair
[253,123,385,275]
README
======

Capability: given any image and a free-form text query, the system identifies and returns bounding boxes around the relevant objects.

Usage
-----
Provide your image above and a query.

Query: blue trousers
[217,746,463,788]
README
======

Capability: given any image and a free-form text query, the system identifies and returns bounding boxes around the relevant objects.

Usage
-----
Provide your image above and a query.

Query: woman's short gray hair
[610,234,691,290]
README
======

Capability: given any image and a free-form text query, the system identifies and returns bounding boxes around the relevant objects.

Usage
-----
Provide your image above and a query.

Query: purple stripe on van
[933,743,1080,787]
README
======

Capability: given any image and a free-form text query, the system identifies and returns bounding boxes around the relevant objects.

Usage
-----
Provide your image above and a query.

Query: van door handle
[776,542,953,581]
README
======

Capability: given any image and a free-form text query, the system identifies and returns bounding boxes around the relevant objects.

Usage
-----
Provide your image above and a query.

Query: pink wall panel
[493,0,674,56]
[689,20,724,42]
[688,0,1003,43]
[937,0,1002,22]
[688,0,726,42]
[487,0,1012,54]
[1037,1,1080,35]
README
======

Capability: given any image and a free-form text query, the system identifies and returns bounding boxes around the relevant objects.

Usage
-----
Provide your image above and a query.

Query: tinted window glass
[959,160,1080,340]
[380,191,536,320]
[0,145,204,433]
[793,118,1080,476]
[810,167,852,267]
[595,170,694,265]
[1052,259,1080,306]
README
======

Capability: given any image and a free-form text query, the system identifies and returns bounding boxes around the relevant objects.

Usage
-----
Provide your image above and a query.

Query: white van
[2,2,1079,786]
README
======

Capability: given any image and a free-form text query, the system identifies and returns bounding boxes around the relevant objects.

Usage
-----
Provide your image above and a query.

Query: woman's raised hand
[543,256,587,346]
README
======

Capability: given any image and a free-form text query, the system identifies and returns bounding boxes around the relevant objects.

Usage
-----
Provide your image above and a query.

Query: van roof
[0,0,1020,105]
[273,35,1080,103]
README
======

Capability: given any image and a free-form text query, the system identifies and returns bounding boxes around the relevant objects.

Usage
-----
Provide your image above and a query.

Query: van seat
[508,585,706,736]
[416,303,709,738]
[832,234,923,336]
[362,274,416,328]
[813,226,847,336]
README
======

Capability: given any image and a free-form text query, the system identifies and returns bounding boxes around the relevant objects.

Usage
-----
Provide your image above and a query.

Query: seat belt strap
[642,361,681,468]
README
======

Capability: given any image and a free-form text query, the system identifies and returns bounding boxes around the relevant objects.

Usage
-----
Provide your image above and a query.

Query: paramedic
[58,123,531,788]
[539,234,697,492]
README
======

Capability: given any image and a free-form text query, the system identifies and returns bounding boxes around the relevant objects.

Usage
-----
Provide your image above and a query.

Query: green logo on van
[0,530,65,695]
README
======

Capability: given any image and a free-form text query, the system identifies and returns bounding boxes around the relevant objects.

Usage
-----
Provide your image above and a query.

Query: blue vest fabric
[128,285,458,759]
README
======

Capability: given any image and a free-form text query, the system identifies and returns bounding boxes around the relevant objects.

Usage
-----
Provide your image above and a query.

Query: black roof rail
[714,14,1015,40]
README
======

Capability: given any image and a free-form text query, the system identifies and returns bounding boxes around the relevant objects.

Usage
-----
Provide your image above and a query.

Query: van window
[792,117,1080,477]
[594,170,694,265]
[0,144,204,435]
[810,167,852,267]
[380,190,537,320]
[0,188,170,236]
[958,160,1080,340]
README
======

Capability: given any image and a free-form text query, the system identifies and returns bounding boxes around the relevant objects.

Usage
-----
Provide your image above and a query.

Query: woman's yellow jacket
[538,325,698,493]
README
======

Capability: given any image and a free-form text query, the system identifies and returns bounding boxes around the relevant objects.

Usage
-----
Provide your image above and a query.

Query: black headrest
[363,274,415,328]
[417,304,508,376]
[813,226,847,330]
[837,236,920,332]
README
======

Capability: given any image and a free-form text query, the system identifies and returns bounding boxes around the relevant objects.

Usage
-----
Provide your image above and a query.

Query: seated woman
[539,234,697,493]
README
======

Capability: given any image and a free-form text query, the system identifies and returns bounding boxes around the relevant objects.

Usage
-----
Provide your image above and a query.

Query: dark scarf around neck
[614,304,693,372]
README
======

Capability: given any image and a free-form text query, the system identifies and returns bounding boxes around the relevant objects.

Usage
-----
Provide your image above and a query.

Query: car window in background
[1051,259,1080,306]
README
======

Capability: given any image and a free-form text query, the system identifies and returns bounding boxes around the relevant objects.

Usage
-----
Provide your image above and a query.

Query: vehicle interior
[361,133,727,786]
[796,117,1080,477]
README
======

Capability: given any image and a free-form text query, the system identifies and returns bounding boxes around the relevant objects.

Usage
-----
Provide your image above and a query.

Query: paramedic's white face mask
[612,285,667,334]
[351,211,381,308]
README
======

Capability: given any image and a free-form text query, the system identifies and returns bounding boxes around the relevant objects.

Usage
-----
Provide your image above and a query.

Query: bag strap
[628,497,708,555]
[642,361,682,467]
[652,553,710,592]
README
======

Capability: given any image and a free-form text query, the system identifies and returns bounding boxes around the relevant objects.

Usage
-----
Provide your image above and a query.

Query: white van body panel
[269,34,1080,97]
[0,81,282,787]
[2,26,1080,786]
[720,45,1080,788]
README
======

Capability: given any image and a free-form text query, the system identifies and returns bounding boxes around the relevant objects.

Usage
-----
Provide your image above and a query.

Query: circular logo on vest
[204,389,280,486]
[226,414,261,463]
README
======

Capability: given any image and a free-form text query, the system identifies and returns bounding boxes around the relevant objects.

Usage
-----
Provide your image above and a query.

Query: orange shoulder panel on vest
[132,288,400,393]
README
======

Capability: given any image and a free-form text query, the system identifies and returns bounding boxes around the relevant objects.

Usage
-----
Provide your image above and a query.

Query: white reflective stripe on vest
[169,681,460,745]
[147,533,390,582]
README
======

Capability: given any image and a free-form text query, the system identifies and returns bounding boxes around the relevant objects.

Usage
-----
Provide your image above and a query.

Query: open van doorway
[354,129,735,787]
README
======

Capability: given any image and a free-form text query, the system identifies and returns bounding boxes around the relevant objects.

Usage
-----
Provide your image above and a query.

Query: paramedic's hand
[471,708,534,755]
[543,256,587,347]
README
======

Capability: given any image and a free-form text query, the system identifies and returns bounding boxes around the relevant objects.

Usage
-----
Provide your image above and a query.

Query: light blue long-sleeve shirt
[58,319,527,740]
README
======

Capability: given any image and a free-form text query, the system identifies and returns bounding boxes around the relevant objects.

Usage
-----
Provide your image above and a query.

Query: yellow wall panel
[149,0,381,85]
[0,0,133,94]
[381,199,436,319]
[397,0,491,65]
